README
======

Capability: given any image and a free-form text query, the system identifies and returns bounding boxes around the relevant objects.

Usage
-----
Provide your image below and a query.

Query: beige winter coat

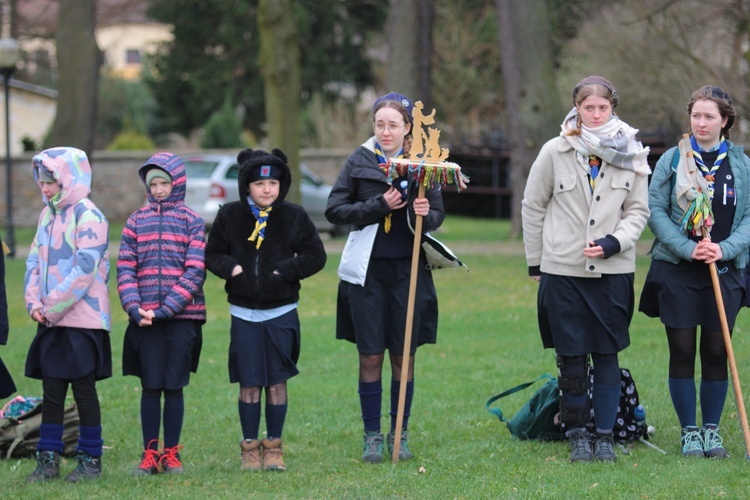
[522,136,649,278]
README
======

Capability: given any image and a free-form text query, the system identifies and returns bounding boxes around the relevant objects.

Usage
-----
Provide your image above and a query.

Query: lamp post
[0,37,18,258]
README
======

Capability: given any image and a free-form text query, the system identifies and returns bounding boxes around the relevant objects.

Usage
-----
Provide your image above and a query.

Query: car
[182,153,349,236]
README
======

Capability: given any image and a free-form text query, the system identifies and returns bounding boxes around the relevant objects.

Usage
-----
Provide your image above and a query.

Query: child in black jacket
[205,148,326,472]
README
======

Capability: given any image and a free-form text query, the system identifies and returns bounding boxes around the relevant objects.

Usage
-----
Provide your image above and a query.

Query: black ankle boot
[27,450,60,482]
[65,451,102,482]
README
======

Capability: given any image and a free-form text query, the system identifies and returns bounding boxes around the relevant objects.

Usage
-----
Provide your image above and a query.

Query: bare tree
[258,0,301,202]
[432,1,503,145]
[417,0,434,109]
[385,0,420,98]
[558,0,750,145]
[47,0,101,154]
[496,0,563,237]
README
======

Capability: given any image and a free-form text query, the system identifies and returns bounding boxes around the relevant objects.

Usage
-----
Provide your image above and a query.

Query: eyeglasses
[374,122,405,132]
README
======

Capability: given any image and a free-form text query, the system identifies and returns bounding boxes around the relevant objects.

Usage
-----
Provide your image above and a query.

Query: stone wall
[0,148,350,227]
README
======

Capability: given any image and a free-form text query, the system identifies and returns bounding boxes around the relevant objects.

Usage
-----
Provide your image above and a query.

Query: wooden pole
[392,182,425,464]
[701,227,750,458]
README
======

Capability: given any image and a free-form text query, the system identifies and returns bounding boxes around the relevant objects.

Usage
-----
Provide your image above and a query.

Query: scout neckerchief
[248,202,272,249]
[690,134,728,200]
[588,156,601,192]
[374,142,404,233]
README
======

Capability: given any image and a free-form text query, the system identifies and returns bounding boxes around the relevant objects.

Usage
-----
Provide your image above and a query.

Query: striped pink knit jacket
[117,152,206,324]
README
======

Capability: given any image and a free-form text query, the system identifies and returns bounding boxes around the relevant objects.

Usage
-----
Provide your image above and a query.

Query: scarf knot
[690,135,727,200]
[588,156,601,192]
[561,108,651,177]
[248,205,272,249]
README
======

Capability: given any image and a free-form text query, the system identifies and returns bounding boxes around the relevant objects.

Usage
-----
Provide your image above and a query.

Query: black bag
[590,367,647,443]
[0,397,79,458]
[486,368,647,443]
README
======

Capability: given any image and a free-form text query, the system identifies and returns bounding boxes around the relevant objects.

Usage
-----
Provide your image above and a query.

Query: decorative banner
[380,100,469,191]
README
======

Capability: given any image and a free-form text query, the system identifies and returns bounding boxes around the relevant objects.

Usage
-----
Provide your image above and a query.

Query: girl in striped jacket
[117,152,206,476]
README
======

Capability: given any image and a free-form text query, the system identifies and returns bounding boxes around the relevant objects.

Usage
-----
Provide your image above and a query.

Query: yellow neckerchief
[248,204,272,249]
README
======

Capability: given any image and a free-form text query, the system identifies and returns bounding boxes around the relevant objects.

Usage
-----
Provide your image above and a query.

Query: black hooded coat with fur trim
[205,149,327,310]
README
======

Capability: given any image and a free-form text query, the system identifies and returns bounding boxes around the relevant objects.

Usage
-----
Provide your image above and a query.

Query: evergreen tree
[145,0,385,140]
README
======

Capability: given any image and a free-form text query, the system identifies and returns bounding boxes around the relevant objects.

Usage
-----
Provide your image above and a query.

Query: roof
[16,0,156,38]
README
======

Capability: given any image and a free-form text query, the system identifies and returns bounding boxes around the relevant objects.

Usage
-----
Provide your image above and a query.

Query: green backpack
[0,396,79,459]
[485,374,564,441]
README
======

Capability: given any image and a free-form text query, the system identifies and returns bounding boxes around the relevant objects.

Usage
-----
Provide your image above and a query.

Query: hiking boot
[681,426,704,457]
[27,450,60,482]
[160,445,184,474]
[362,432,384,464]
[240,439,262,471]
[703,425,728,459]
[567,427,593,462]
[593,433,617,462]
[65,451,102,482]
[132,447,161,476]
[387,430,415,461]
[261,438,285,471]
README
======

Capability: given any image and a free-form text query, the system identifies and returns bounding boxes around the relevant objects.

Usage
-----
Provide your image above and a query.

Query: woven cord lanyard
[375,143,404,233]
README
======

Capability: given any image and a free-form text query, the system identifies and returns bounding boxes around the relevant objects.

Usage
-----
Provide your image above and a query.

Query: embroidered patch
[260,165,271,177]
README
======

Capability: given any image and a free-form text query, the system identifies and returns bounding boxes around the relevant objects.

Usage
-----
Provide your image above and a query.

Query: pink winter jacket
[24,147,111,331]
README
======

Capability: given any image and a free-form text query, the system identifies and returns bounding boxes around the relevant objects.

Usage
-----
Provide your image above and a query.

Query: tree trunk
[258,0,301,202]
[417,0,434,109]
[47,0,101,155]
[496,0,563,238]
[385,0,419,99]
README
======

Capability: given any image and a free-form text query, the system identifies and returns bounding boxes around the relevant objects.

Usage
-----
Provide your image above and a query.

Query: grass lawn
[2,216,750,498]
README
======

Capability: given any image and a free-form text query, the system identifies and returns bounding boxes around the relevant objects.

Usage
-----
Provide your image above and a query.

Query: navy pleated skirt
[639,259,745,330]
[0,356,15,398]
[122,319,202,390]
[25,326,112,381]
[537,273,634,357]
[229,309,301,387]
[336,257,438,355]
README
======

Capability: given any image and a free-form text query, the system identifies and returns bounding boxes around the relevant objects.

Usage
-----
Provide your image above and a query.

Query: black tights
[666,326,728,381]
[42,373,100,426]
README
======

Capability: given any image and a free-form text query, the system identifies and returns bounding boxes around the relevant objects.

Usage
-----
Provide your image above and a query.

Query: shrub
[200,101,246,149]
[107,129,156,150]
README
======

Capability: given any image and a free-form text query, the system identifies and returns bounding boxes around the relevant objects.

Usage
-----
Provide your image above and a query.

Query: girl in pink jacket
[24,147,111,483]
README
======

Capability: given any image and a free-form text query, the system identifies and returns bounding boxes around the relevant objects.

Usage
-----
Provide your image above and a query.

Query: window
[126,49,141,64]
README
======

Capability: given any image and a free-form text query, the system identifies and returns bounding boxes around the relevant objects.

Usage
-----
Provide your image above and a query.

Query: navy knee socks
[239,401,261,441]
[669,377,697,428]
[700,378,728,427]
[359,380,382,434]
[390,379,414,432]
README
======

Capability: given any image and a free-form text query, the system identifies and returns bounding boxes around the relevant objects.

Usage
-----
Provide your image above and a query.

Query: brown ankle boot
[240,439,262,471]
[261,438,285,471]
